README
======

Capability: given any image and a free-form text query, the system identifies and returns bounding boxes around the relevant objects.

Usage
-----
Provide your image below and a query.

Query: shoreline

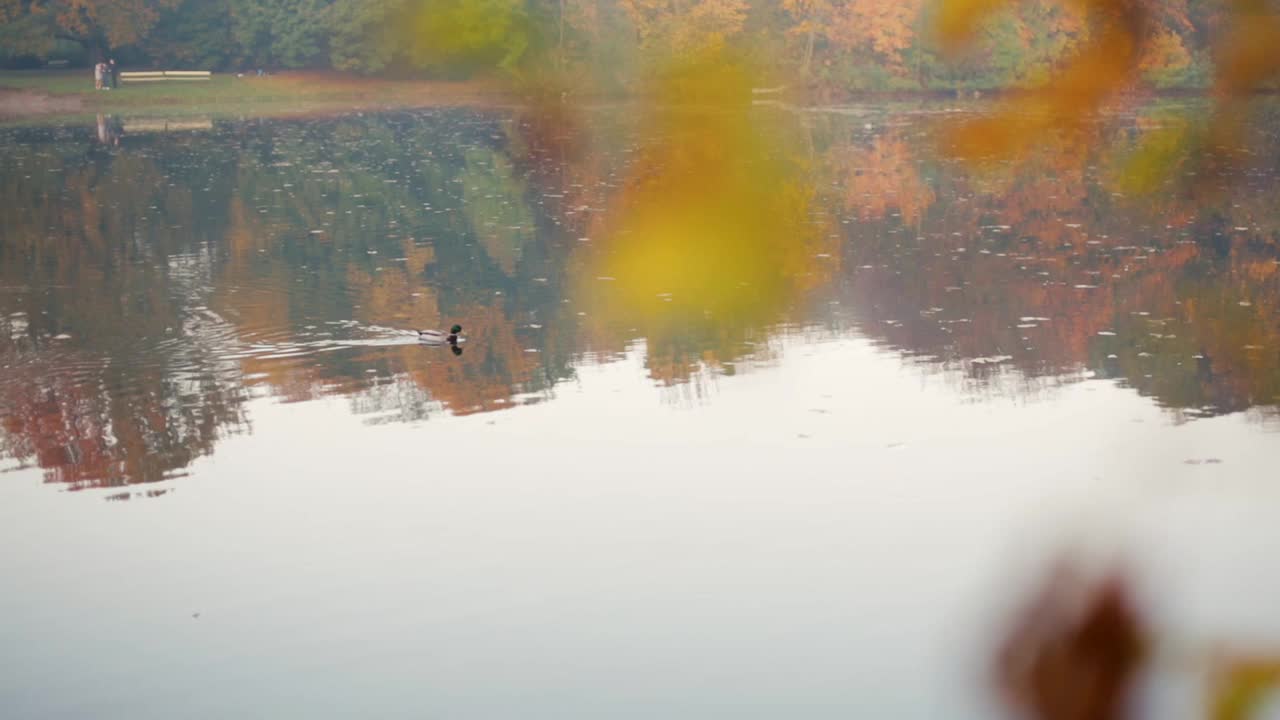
[0,68,1233,123]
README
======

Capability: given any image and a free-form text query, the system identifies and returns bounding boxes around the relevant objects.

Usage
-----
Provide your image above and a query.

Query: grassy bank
[0,69,515,120]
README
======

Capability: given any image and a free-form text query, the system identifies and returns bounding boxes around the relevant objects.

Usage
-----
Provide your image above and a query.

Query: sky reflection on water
[3,339,1280,718]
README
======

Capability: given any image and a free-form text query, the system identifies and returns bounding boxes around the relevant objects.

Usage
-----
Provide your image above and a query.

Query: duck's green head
[450,324,463,335]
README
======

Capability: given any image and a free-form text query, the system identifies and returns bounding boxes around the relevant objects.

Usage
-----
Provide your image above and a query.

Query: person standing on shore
[108,59,117,89]
[93,62,103,90]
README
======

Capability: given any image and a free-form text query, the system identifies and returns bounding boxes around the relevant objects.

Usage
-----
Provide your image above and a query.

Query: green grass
[0,69,512,120]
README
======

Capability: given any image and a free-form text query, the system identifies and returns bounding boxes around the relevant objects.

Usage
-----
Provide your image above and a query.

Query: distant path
[0,89,82,118]
[0,70,518,121]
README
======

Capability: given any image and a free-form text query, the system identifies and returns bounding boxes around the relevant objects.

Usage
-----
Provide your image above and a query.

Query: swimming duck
[418,324,463,345]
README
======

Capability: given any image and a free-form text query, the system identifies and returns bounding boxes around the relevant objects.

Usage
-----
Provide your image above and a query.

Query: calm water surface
[2,102,1279,718]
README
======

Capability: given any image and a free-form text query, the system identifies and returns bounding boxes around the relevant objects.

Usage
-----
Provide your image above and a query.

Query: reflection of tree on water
[0,113,588,489]
[0,295,249,489]
[815,112,1280,420]
[94,114,123,146]
[0,128,249,489]
[3,103,1280,491]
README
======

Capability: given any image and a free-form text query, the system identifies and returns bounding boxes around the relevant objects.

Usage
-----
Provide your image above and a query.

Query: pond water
[2,102,1279,718]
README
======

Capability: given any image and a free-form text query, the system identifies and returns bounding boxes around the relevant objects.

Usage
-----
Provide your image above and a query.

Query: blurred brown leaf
[995,566,1147,720]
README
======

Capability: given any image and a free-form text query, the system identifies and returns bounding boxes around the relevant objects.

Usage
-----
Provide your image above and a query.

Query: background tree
[144,0,235,70]
[3,0,180,59]
[229,0,330,69]
[0,0,1276,96]
[327,0,403,73]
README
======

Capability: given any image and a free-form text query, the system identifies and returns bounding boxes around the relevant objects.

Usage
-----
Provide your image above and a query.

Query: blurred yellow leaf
[1210,657,1280,720]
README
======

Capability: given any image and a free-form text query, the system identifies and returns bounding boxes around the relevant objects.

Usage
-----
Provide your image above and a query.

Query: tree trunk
[801,24,816,78]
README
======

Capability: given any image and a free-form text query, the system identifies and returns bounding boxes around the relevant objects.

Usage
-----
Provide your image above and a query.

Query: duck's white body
[417,329,461,346]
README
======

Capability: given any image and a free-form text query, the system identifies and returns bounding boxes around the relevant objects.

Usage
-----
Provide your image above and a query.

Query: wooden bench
[123,118,214,133]
[119,71,212,83]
